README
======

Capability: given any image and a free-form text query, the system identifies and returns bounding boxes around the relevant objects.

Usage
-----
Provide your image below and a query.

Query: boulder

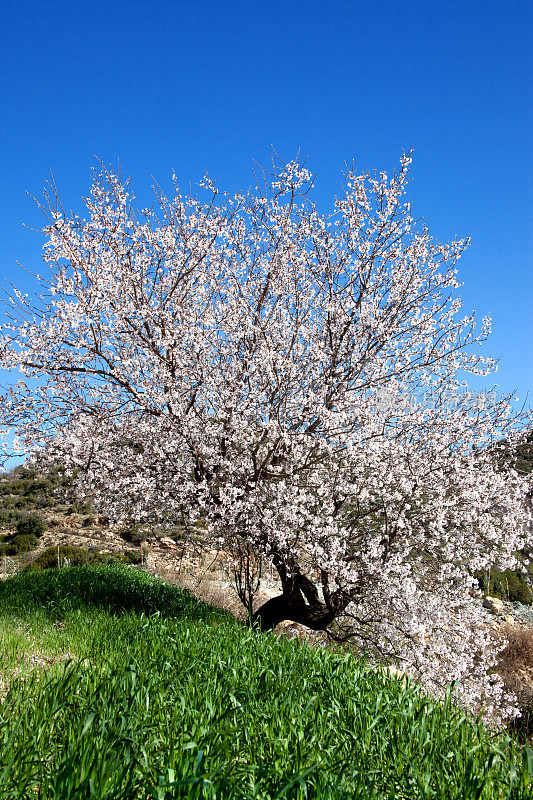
[382,665,408,686]
[275,620,311,640]
[159,536,179,549]
[383,665,405,679]
[482,596,505,614]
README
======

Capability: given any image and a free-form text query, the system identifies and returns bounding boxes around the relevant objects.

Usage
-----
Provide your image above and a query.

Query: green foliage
[24,478,53,495]
[0,471,55,513]
[0,462,88,517]
[16,512,47,538]
[513,432,533,477]
[0,565,531,798]
[0,497,17,510]
[116,548,143,565]
[67,499,93,514]
[0,533,39,555]
[12,533,39,553]
[118,519,147,546]
[0,540,12,556]
[14,496,31,509]
[490,430,533,478]
[476,561,533,605]
[12,466,37,479]
[0,564,220,620]
[24,546,144,573]
[24,545,97,572]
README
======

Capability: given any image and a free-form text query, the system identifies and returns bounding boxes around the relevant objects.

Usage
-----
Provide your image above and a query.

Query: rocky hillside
[0,464,284,621]
[1,446,532,613]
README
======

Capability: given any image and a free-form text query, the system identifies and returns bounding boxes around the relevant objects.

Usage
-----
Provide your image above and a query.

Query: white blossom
[1,154,531,724]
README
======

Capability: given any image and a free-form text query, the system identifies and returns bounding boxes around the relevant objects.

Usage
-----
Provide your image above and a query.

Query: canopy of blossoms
[1,154,531,721]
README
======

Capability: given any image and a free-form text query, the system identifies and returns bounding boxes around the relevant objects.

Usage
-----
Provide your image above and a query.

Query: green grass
[0,565,532,799]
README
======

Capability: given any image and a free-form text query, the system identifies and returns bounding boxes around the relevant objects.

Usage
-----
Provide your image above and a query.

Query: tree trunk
[251,593,336,632]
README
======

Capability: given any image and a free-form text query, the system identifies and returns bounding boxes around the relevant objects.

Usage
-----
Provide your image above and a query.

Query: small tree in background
[230,536,263,623]
[1,153,531,720]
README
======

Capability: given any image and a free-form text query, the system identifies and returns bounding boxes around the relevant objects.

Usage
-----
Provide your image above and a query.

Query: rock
[276,620,294,631]
[383,665,403,678]
[382,665,408,685]
[159,537,179,549]
[504,615,516,626]
[274,620,326,645]
[483,596,505,614]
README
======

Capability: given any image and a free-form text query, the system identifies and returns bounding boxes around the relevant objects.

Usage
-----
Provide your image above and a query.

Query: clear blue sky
[2,0,532,402]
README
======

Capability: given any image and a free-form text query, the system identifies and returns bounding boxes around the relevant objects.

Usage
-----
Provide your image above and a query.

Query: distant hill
[489,429,533,485]
[513,430,533,478]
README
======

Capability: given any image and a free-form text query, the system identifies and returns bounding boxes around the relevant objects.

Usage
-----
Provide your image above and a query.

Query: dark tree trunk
[249,548,353,633]
[251,593,336,632]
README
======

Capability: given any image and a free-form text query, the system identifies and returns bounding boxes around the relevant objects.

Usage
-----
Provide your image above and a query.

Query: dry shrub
[497,624,533,742]
[147,562,247,622]
[228,537,263,622]
[193,579,247,622]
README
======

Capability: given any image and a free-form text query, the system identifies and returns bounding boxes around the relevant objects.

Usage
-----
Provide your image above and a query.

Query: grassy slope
[0,565,532,800]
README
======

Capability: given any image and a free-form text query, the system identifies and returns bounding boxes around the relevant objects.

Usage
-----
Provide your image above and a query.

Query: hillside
[0,464,281,620]
[0,564,532,799]
[2,458,533,745]
[2,457,531,610]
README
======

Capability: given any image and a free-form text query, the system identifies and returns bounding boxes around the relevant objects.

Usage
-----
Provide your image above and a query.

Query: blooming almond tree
[1,154,531,718]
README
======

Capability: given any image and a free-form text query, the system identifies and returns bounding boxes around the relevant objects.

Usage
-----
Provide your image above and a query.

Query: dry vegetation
[498,625,533,741]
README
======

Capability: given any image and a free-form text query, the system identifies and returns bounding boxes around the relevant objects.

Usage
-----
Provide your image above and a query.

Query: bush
[0,533,39,555]
[24,545,93,572]
[14,497,30,509]
[22,478,53,496]
[24,546,144,573]
[12,466,36,479]
[16,513,47,539]
[118,521,146,546]
[497,625,533,743]
[68,500,93,514]
[120,549,143,565]
[13,534,39,553]
[36,497,56,509]
[104,549,144,565]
